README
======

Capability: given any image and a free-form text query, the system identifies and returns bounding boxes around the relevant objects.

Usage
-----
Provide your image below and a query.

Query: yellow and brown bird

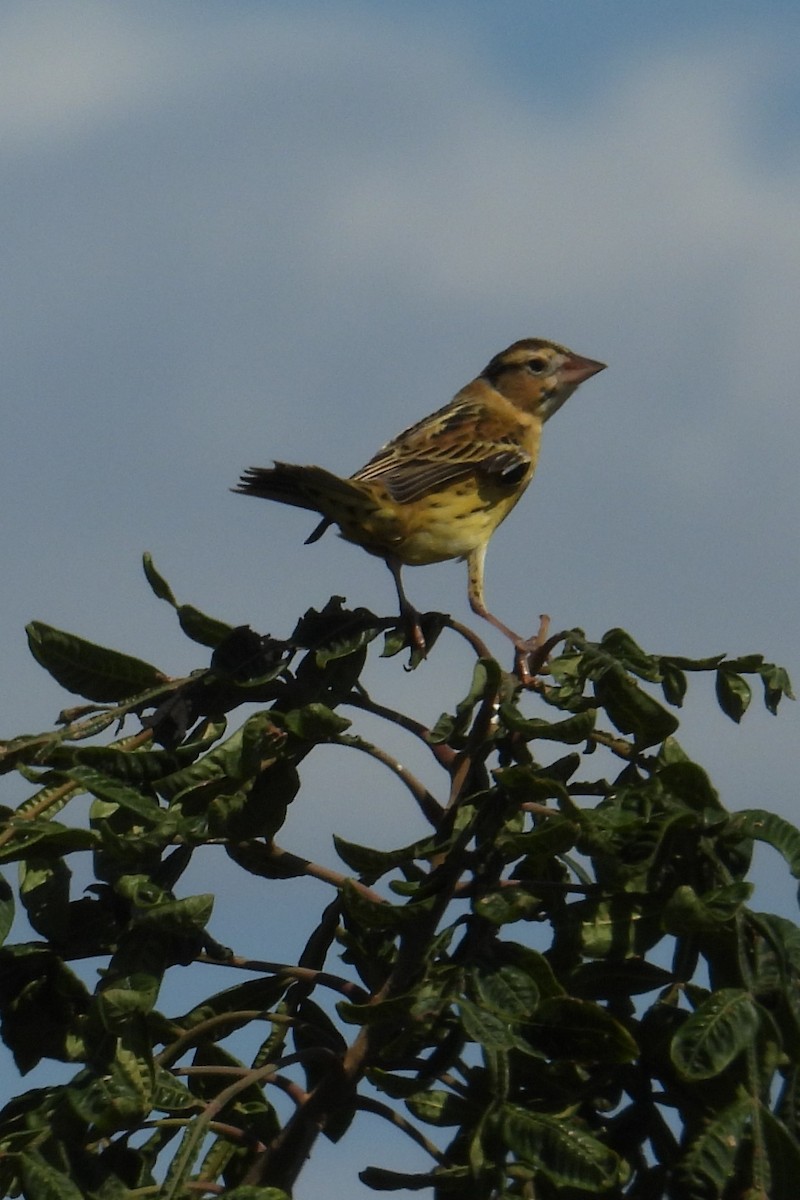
[234,338,605,678]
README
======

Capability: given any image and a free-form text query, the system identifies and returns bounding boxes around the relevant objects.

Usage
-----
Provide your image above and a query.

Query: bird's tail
[232,462,378,543]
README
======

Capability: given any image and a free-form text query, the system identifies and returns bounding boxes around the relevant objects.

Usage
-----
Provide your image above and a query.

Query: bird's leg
[386,556,427,656]
[466,546,558,684]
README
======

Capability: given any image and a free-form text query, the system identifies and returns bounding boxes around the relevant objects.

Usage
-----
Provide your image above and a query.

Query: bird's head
[481,338,606,421]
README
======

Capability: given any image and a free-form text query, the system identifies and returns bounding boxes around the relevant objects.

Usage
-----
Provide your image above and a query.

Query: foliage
[0,553,796,1199]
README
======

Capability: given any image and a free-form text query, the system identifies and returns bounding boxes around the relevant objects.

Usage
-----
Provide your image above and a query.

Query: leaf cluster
[0,556,796,1198]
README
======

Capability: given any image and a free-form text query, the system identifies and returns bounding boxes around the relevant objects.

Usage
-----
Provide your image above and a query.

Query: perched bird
[234,338,605,678]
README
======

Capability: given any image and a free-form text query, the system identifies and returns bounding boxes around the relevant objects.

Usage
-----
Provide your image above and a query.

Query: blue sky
[2,2,799,1194]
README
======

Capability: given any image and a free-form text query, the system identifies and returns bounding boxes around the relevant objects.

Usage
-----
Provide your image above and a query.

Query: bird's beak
[562,353,607,385]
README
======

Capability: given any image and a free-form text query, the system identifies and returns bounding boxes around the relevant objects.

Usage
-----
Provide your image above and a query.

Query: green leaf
[497,817,580,861]
[405,1089,474,1127]
[429,659,502,745]
[663,883,753,934]
[470,964,540,1020]
[527,996,639,1063]
[499,704,596,744]
[493,943,565,999]
[715,669,752,723]
[332,833,437,877]
[176,976,291,1033]
[733,810,800,878]
[359,1167,442,1192]
[26,622,165,703]
[598,628,663,681]
[657,761,723,811]
[458,996,531,1052]
[142,552,178,605]
[594,668,679,748]
[676,1097,752,1198]
[0,821,96,866]
[282,703,351,740]
[65,765,163,822]
[660,661,687,706]
[759,662,795,715]
[560,895,663,959]
[143,553,234,647]
[502,1104,624,1190]
[222,1189,291,1200]
[472,887,543,926]
[671,988,761,1079]
[19,1152,85,1200]
[176,604,235,649]
[760,1105,800,1200]
[569,959,674,1000]
[0,873,14,945]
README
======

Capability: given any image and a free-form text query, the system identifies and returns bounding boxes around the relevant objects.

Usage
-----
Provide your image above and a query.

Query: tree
[0,552,796,1199]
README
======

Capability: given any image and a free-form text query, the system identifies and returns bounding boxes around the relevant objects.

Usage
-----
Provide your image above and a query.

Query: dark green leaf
[760,1105,800,1200]
[19,1152,85,1200]
[333,833,438,876]
[598,628,662,681]
[405,1089,474,1127]
[759,662,795,715]
[594,669,679,747]
[142,552,178,606]
[527,996,638,1063]
[671,988,761,1079]
[676,1098,752,1197]
[359,1167,442,1192]
[176,604,235,649]
[663,883,752,934]
[733,810,800,878]
[429,659,502,745]
[502,1104,624,1189]
[222,1189,291,1200]
[656,761,722,811]
[660,662,687,707]
[26,621,165,702]
[282,703,351,740]
[471,964,540,1020]
[0,873,14,945]
[176,976,291,1033]
[499,705,596,744]
[65,765,163,822]
[569,959,674,1000]
[497,818,580,861]
[0,821,96,865]
[458,996,530,1051]
[715,669,752,723]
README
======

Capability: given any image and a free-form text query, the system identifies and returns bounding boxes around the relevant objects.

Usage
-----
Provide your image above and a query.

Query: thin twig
[336,733,443,827]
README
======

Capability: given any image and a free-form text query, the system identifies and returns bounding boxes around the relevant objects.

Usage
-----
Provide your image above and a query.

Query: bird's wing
[352,396,532,504]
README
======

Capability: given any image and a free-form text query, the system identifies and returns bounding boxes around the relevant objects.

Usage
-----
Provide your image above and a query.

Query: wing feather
[352,396,532,503]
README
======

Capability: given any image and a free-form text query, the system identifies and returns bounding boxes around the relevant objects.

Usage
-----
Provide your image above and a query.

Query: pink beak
[563,353,607,385]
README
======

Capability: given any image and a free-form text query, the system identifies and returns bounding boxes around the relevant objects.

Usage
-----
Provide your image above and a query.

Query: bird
[233,337,605,680]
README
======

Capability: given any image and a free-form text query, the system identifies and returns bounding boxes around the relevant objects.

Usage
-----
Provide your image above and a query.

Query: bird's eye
[527,357,548,373]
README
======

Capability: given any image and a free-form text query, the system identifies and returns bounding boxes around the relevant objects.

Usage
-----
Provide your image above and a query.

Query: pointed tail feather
[232,462,372,525]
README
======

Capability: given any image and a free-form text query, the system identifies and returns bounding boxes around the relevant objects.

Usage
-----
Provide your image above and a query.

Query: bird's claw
[513,615,564,686]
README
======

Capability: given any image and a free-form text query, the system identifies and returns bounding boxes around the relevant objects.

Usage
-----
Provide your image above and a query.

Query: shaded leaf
[142,552,178,606]
[527,996,639,1063]
[676,1097,752,1198]
[26,622,165,703]
[733,810,800,879]
[282,703,351,740]
[503,1104,624,1190]
[671,988,761,1079]
[594,669,679,748]
[715,669,752,723]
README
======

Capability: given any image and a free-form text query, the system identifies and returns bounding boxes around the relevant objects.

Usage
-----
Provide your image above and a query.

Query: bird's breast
[386,477,530,566]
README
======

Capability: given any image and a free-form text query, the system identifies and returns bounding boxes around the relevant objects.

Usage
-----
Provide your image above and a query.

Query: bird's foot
[513,615,564,686]
[383,608,447,670]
